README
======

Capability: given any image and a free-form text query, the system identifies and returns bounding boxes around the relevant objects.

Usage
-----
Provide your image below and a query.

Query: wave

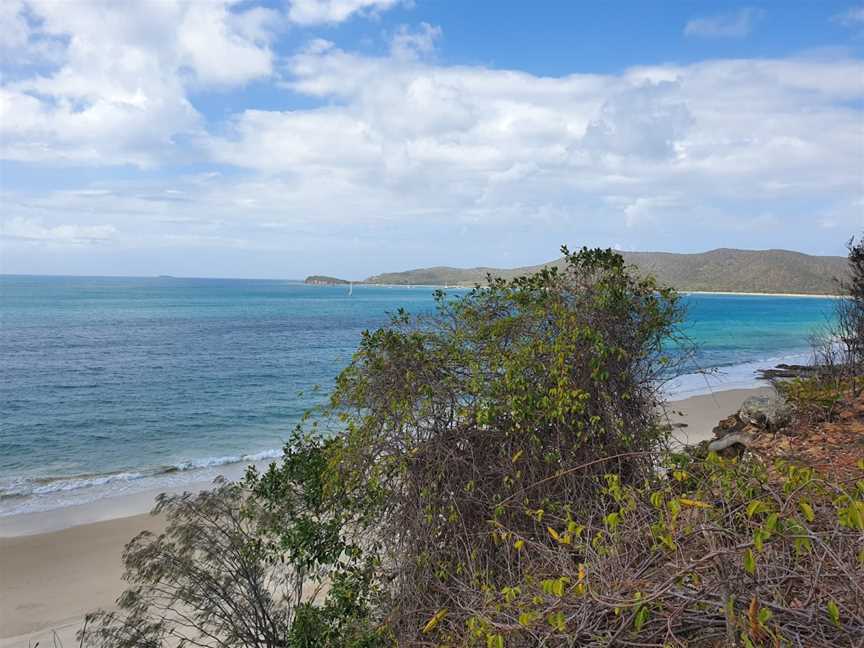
[666,349,815,398]
[0,447,284,502]
[0,470,148,499]
[169,448,283,471]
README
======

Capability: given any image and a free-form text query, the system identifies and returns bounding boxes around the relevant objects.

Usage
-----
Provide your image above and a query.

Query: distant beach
[681,290,843,299]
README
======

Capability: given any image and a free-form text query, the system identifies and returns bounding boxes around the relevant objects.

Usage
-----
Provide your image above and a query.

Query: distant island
[304,275,350,285]
[363,248,847,295]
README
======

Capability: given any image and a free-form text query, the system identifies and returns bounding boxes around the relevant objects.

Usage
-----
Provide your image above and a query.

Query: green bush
[318,246,687,642]
[777,375,854,422]
[452,451,864,647]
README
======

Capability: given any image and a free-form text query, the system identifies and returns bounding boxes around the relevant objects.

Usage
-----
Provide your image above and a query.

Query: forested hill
[363,248,847,295]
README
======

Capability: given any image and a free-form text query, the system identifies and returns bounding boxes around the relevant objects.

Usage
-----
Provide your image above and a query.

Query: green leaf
[633,605,650,632]
[752,529,764,552]
[518,611,537,626]
[799,500,815,523]
[764,512,779,534]
[827,600,841,627]
[422,608,448,634]
[546,610,566,632]
[487,633,504,648]
[746,500,769,518]
[743,548,756,575]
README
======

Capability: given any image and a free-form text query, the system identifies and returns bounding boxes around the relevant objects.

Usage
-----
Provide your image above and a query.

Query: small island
[304,275,351,285]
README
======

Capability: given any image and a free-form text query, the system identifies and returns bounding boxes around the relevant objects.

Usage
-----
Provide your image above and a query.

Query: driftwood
[707,430,754,452]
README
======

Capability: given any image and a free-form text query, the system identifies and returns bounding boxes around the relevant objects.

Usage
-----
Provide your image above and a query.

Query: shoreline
[358,284,842,298]
[680,290,842,299]
[0,385,770,644]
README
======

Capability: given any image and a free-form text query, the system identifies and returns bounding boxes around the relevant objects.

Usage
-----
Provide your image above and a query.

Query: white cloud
[0,0,30,50]
[582,82,693,160]
[1,5,862,272]
[178,4,279,86]
[200,43,863,260]
[390,22,441,60]
[1,217,116,244]
[685,8,764,38]
[286,0,405,25]
[0,0,278,166]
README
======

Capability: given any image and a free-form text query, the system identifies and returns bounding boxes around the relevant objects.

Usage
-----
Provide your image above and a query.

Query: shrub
[822,235,864,388]
[82,446,383,648]
[776,375,853,423]
[321,246,687,642]
[454,452,864,647]
[81,481,296,648]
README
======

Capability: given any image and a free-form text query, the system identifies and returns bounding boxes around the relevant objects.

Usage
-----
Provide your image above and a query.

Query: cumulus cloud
[211,43,863,214]
[684,8,764,38]
[1,3,862,272]
[0,0,278,166]
[390,22,441,59]
[286,0,405,25]
[206,43,864,264]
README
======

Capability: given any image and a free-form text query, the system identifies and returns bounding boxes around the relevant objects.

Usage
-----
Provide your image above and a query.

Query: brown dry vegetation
[749,393,864,482]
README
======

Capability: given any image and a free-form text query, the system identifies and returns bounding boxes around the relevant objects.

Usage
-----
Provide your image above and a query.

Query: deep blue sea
[0,276,836,516]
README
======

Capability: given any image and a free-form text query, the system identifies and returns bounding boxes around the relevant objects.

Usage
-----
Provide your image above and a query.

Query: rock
[711,414,742,438]
[701,392,790,458]
[738,395,792,431]
[756,363,820,381]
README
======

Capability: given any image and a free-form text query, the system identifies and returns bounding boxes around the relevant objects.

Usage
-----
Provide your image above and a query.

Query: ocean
[0,275,836,517]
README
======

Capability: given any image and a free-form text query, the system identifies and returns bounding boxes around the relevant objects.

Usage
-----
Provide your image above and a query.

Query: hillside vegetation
[365,248,847,295]
[305,275,350,285]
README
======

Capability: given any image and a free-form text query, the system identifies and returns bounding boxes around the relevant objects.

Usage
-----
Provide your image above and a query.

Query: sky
[1,0,863,279]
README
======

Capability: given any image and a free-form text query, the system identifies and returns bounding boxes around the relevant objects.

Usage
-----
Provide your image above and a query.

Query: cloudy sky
[1,0,863,279]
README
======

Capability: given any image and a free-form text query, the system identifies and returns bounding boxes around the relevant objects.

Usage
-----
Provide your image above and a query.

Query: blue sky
[1,0,863,279]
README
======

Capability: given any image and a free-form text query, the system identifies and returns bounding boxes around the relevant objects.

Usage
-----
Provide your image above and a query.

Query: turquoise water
[0,276,836,515]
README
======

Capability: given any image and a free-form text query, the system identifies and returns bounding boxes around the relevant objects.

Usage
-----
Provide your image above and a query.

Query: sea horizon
[0,272,845,299]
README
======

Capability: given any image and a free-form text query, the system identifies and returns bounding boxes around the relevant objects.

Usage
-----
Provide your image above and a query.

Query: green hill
[304,275,350,285]
[364,248,846,295]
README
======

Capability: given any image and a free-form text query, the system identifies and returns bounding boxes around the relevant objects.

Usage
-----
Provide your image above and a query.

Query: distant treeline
[304,275,350,285]
[364,248,847,295]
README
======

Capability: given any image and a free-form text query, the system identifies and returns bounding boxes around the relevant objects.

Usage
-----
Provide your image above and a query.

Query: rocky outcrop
[706,393,791,455]
[755,363,820,381]
[737,395,793,430]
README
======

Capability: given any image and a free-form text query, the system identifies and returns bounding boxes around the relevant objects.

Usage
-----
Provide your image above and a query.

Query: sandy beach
[0,385,771,646]
[661,386,774,447]
[0,513,163,646]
